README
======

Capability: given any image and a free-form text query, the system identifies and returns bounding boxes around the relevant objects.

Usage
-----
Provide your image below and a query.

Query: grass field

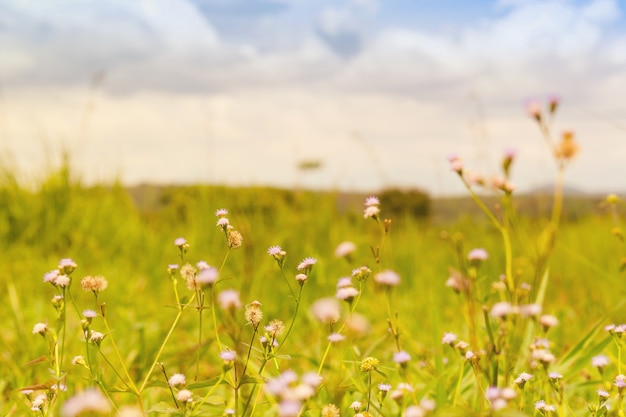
[1,112,625,416]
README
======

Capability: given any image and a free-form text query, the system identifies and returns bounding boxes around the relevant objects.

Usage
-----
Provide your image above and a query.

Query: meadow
[1,99,625,417]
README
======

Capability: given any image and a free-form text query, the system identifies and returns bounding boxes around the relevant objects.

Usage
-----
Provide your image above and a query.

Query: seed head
[227,230,243,249]
[360,356,380,372]
[245,300,263,329]
[80,275,108,293]
[168,373,186,387]
[321,404,340,417]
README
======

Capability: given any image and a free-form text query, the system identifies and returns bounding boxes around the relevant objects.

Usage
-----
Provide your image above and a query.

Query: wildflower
[43,269,59,283]
[295,273,308,284]
[216,217,230,228]
[350,401,362,412]
[245,300,263,329]
[180,264,196,286]
[58,258,77,274]
[196,267,219,286]
[532,349,555,366]
[297,257,317,273]
[80,275,108,293]
[220,349,236,365]
[393,350,411,366]
[502,147,517,174]
[72,355,87,366]
[598,389,610,399]
[32,322,48,335]
[441,332,457,345]
[374,269,401,286]
[378,383,392,392]
[327,333,345,343]
[167,264,179,274]
[365,196,380,207]
[168,373,186,387]
[352,266,371,281]
[265,320,285,336]
[302,372,322,388]
[520,304,542,317]
[321,404,340,417]
[535,399,556,413]
[227,230,243,249]
[334,241,356,258]
[420,398,436,411]
[215,208,228,217]
[61,388,111,417]
[526,100,542,122]
[448,154,463,174]
[336,286,359,302]
[90,330,105,345]
[446,269,469,293]
[490,302,515,319]
[363,205,380,219]
[176,389,193,403]
[467,248,488,261]
[218,289,242,311]
[514,372,533,388]
[345,312,370,335]
[548,372,563,380]
[615,374,626,392]
[404,406,425,417]
[548,94,560,113]
[539,314,559,331]
[224,409,235,416]
[554,130,579,160]
[279,400,301,417]
[174,237,187,247]
[31,394,47,411]
[592,354,609,370]
[83,309,97,319]
[54,274,71,288]
[51,383,67,392]
[360,357,380,372]
[268,245,287,264]
[196,260,210,270]
[311,298,341,324]
[337,277,353,288]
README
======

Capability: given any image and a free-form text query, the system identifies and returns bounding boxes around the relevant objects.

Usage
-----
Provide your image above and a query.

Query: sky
[0,0,625,196]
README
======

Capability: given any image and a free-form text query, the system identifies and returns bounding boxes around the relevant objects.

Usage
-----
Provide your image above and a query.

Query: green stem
[138,293,196,393]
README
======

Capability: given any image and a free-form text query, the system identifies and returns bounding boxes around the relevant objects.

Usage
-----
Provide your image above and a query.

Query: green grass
[1,157,625,417]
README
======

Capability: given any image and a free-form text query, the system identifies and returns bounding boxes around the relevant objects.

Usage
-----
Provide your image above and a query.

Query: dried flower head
[80,275,108,293]
[554,130,579,160]
[265,320,285,336]
[321,404,340,417]
[245,300,263,329]
[228,230,243,249]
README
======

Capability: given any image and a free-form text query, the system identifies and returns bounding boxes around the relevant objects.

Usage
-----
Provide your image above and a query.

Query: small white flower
[363,205,380,219]
[297,257,317,272]
[176,389,193,403]
[393,350,411,364]
[539,314,559,329]
[374,270,401,286]
[592,354,609,368]
[168,373,186,387]
[32,322,48,335]
[441,332,457,345]
[334,241,356,258]
[61,388,111,417]
[364,196,380,207]
[327,333,345,343]
[215,208,228,217]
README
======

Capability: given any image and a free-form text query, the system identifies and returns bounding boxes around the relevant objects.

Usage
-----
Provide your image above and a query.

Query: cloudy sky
[1,0,624,195]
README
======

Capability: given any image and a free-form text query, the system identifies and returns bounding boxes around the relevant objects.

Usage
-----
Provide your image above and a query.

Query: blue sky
[1,0,625,195]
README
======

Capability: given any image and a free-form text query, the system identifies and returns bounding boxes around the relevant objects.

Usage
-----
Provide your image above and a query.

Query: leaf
[147,402,179,414]
[187,375,228,390]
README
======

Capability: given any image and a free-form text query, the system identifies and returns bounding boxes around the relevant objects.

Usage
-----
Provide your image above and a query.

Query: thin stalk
[138,293,196,393]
